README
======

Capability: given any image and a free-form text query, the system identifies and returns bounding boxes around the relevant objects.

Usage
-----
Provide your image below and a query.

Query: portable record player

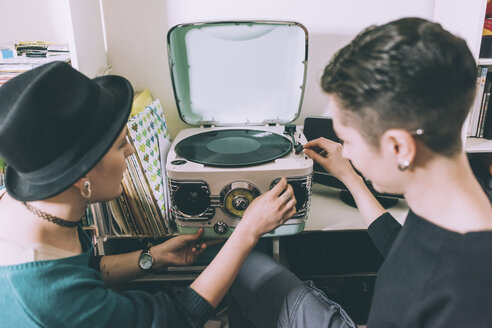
[165,21,313,238]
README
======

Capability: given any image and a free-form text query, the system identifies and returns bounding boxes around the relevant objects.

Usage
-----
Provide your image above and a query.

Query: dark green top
[0,227,214,327]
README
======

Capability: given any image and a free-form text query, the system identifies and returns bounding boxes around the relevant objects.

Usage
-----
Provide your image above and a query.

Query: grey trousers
[227,251,356,328]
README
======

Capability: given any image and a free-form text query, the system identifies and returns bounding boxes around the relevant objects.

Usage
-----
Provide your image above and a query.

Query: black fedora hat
[0,61,133,201]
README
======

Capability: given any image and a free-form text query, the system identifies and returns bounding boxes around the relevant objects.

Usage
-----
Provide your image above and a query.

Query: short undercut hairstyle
[321,17,477,157]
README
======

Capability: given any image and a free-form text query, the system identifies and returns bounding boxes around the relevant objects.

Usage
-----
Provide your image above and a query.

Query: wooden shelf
[96,232,180,240]
[465,137,492,153]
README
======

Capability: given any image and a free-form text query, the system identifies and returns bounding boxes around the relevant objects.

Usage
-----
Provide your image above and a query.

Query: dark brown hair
[321,17,477,157]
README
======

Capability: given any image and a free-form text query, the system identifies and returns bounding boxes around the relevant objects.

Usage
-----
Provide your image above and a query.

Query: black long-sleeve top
[366,211,492,327]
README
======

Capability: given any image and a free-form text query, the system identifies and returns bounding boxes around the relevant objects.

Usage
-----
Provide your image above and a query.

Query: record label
[207,136,261,154]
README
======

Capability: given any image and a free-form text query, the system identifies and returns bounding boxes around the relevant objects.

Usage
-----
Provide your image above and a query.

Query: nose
[126,144,135,158]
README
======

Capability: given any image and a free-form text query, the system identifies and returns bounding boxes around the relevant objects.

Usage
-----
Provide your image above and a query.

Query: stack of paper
[0,43,70,87]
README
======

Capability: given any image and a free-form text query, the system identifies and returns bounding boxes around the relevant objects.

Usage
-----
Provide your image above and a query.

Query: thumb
[191,227,204,241]
[177,228,204,244]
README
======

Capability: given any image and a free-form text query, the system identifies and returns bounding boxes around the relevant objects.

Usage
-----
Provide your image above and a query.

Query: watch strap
[140,245,151,256]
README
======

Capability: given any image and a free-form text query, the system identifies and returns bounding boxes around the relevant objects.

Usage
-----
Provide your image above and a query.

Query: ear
[380,129,417,167]
[73,176,89,193]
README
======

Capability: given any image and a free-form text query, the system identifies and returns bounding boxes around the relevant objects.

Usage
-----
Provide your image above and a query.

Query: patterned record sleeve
[127,99,170,220]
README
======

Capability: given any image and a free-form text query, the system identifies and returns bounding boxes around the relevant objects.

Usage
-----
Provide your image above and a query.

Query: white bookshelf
[465,137,492,153]
[478,58,492,65]
[434,0,492,153]
[0,0,106,78]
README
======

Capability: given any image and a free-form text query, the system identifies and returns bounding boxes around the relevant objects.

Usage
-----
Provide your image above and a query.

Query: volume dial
[233,195,249,211]
[221,182,260,218]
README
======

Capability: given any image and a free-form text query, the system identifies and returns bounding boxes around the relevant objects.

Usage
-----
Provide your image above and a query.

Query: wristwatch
[138,245,154,271]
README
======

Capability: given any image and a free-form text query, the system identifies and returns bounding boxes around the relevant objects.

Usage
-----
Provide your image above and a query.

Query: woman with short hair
[228,17,492,328]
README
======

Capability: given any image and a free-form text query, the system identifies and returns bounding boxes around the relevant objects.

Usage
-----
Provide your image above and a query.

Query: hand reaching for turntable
[303,137,358,183]
[237,177,297,239]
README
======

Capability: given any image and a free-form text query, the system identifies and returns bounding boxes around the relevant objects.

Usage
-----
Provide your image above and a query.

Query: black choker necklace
[23,202,82,228]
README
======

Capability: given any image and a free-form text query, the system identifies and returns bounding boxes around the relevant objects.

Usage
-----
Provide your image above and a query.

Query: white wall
[102,0,435,138]
[164,0,434,34]
[0,0,70,44]
[67,0,107,78]
[4,0,436,139]
[0,0,106,78]
[434,0,487,61]
[101,0,186,137]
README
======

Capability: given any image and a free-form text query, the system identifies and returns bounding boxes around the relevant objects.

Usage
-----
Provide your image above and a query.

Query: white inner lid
[168,22,308,125]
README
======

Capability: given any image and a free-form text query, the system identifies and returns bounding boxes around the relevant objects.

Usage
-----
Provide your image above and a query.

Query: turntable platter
[175,129,293,167]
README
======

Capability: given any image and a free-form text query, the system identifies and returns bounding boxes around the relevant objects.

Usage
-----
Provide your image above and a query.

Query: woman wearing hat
[0,61,297,327]
[227,18,492,327]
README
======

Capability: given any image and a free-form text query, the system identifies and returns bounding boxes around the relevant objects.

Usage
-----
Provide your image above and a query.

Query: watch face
[139,253,153,270]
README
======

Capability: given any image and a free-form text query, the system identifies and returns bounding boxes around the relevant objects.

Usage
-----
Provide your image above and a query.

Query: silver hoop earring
[398,160,410,171]
[82,180,92,199]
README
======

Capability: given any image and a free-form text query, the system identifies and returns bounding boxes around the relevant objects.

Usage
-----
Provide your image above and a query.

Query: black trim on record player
[175,129,293,167]
[270,175,312,217]
[169,180,215,220]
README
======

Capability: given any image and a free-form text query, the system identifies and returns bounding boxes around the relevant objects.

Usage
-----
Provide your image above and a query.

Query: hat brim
[6,75,133,201]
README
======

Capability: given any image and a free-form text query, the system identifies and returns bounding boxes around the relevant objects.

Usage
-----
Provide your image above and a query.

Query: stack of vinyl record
[93,99,173,238]
[109,144,168,237]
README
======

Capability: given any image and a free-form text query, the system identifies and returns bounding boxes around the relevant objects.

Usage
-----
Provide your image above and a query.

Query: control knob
[232,195,249,211]
[214,221,229,235]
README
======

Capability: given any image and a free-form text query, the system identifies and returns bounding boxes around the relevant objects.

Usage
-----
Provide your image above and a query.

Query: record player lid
[167,21,308,126]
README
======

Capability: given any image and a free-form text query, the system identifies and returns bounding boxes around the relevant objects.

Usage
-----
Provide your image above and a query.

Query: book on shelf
[478,77,492,138]
[483,100,492,139]
[0,42,70,87]
[467,68,492,139]
[469,66,489,137]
